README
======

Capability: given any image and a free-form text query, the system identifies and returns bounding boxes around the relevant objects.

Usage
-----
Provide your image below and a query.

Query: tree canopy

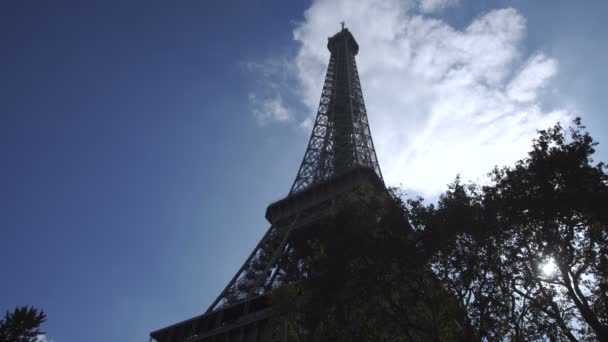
[272,118,608,341]
[272,186,466,341]
[0,306,46,342]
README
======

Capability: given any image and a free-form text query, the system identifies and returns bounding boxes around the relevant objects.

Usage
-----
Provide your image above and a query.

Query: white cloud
[249,93,294,124]
[243,58,302,126]
[507,53,558,102]
[418,0,459,13]
[298,116,314,130]
[251,0,571,197]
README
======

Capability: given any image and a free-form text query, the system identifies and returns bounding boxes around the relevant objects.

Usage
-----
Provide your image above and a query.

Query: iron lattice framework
[290,29,382,193]
[150,27,386,342]
[206,28,383,313]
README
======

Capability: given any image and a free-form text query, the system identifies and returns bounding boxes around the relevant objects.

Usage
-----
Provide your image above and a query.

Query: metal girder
[151,28,387,342]
[206,28,384,312]
[290,28,383,194]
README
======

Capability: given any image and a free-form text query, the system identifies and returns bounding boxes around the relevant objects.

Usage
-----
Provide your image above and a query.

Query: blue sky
[1,1,606,341]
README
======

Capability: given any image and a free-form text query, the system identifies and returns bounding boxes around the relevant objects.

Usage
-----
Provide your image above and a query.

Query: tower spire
[289,28,383,194]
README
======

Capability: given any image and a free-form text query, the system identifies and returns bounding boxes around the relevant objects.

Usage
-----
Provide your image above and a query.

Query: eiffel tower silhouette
[150,26,384,342]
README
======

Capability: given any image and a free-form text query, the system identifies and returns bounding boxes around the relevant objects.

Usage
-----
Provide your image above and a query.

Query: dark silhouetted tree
[0,306,46,342]
[271,118,607,341]
[272,186,467,341]
[408,118,608,341]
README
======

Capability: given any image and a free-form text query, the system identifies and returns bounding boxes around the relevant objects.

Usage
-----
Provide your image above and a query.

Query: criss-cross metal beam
[151,27,388,342]
[207,27,384,312]
[290,27,383,194]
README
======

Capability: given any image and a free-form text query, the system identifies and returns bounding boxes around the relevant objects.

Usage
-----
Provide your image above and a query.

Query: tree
[272,186,466,341]
[0,307,46,342]
[271,118,607,341]
[408,118,608,341]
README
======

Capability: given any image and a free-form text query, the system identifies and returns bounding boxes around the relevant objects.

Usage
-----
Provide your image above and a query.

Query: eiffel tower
[150,26,384,342]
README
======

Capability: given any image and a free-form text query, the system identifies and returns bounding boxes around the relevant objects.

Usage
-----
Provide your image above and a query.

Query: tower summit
[150,26,385,342]
[290,26,382,194]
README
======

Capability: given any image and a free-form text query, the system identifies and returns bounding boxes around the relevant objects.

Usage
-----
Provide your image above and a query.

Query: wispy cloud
[418,0,459,13]
[36,335,53,342]
[249,93,294,124]
[249,0,571,196]
[242,58,302,126]
[507,53,558,103]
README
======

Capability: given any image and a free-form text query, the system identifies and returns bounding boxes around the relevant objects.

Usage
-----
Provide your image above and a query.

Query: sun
[540,258,557,276]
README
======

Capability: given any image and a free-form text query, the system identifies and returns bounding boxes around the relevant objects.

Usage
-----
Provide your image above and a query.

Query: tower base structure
[150,168,385,342]
[150,293,273,342]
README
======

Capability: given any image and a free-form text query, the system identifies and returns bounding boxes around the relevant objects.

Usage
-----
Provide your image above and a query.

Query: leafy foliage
[271,118,608,341]
[272,186,466,341]
[0,307,46,342]
[409,118,608,341]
